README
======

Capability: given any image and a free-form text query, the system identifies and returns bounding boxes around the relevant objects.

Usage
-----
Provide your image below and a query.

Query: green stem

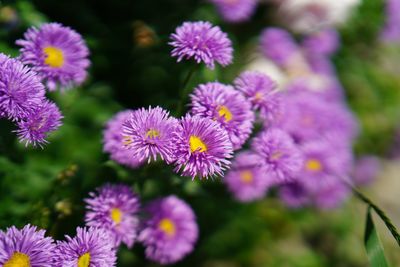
[176,65,197,116]
[352,187,400,247]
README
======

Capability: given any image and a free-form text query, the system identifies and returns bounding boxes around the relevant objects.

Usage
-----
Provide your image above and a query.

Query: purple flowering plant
[1,2,399,267]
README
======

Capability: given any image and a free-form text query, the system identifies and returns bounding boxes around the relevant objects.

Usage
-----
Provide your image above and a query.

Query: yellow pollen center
[158,218,176,237]
[123,136,133,146]
[217,105,233,122]
[43,46,64,68]
[270,151,283,161]
[255,92,263,100]
[240,170,253,184]
[146,129,160,139]
[110,208,123,224]
[77,252,91,267]
[306,159,322,172]
[4,252,31,267]
[189,135,207,153]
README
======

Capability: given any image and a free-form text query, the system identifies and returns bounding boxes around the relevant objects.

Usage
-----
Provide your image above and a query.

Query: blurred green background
[0,0,399,266]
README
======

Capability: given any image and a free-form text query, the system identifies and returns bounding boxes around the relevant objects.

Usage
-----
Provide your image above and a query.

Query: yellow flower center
[123,136,133,146]
[4,252,31,267]
[77,252,91,267]
[189,135,207,153]
[306,159,322,172]
[110,208,123,224]
[255,92,263,100]
[217,105,233,122]
[43,46,64,68]
[240,170,253,184]
[158,218,176,237]
[145,129,160,139]
[270,151,283,161]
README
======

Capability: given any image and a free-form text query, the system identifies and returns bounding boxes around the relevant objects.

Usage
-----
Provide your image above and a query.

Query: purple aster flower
[279,90,358,143]
[260,27,299,66]
[103,110,144,168]
[0,224,55,267]
[138,195,198,265]
[224,151,272,202]
[15,100,63,147]
[190,82,254,150]
[16,23,90,91]
[251,128,303,183]
[233,71,283,124]
[122,106,178,163]
[302,29,340,56]
[297,140,353,190]
[169,21,233,69]
[352,156,380,186]
[0,53,45,120]
[209,0,258,23]
[313,177,350,209]
[171,114,233,179]
[381,0,400,42]
[53,227,117,267]
[279,182,310,208]
[85,184,140,248]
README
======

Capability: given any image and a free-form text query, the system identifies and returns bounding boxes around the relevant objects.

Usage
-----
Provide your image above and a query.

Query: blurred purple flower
[279,182,310,208]
[54,227,117,267]
[352,156,380,186]
[172,114,233,179]
[103,110,144,168]
[0,53,45,120]
[85,184,140,248]
[302,29,340,56]
[17,23,90,91]
[381,0,400,42]
[15,100,63,147]
[190,82,254,150]
[170,21,233,69]
[224,151,271,202]
[122,106,178,163]
[138,195,198,265]
[251,128,304,183]
[210,0,257,23]
[0,224,55,267]
[260,27,299,66]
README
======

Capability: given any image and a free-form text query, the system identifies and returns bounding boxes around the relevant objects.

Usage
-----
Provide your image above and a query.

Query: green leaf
[364,207,389,267]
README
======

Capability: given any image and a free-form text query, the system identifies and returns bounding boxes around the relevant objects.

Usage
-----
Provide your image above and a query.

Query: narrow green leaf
[364,207,389,267]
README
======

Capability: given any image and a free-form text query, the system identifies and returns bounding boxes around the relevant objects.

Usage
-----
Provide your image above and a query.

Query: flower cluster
[0,184,198,266]
[221,26,360,208]
[0,22,90,147]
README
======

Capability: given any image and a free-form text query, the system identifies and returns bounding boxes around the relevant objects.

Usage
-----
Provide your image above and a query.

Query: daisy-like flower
[138,195,198,265]
[210,0,258,23]
[0,224,55,267]
[53,227,117,267]
[172,114,233,179]
[103,110,144,168]
[15,100,63,147]
[190,82,254,150]
[313,177,350,209]
[382,0,400,42]
[85,184,140,248]
[279,90,358,143]
[251,128,303,183]
[224,152,271,202]
[233,71,283,124]
[0,53,45,120]
[122,106,178,163]
[16,22,90,91]
[297,140,352,189]
[260,27,299,66]
[169,21,233,69]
